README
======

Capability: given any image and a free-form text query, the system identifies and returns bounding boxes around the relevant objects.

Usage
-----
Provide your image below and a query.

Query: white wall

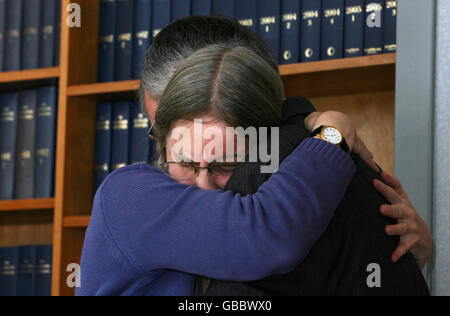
[432,0,450,296]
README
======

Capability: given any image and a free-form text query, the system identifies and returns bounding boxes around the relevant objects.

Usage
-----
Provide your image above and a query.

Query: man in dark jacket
[195,97,429,296]
[140,15,432,295]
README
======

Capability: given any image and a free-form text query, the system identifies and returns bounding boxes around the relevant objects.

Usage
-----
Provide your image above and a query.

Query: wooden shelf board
[0,198,55,212]
[67,80,140,96]
[63,215,91,228]
[65,54,396,97]
[0,67,60,84]
[279,53,396,76]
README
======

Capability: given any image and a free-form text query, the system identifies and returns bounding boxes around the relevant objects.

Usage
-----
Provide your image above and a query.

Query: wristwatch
[312,125,351,154]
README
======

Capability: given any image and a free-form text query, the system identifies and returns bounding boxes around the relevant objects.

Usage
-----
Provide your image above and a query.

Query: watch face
[322,127,343,145]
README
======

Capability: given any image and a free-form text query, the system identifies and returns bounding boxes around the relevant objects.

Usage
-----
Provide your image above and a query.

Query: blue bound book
[114,0,135,81]
[15,90,37,200]
[192,0,211,16]
[132,0,153,79]
[98,0,117,82]
[172,0,191,21]
[280,0,301,65]
[344,0,364,57]
[235,0,258,33]
[111,101,130,171]
[321,0,344,60]
[22,0,41,70]
[212,0,234,18]
[4,0,23,71]
[0,247,19,296]
[0,0,6,72]
[0,92,19,200]
[18,246,37,296]
[152,0,171,40]
[130,102,153,165]
[34,86,57,198]
[94,102,112,192]
[39,0,57,68]
[364,0,384,55]
[258,0,281,63]
[54,0,61,66]
[35,245,52,296]
[384,0,396,53]
[301,0,321,62]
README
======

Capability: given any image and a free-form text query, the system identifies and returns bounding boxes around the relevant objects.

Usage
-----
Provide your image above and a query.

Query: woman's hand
[373,172,433,270]
[305,111,380,172]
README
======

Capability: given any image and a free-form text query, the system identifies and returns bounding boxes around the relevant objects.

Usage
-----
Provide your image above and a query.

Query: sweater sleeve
[99,138,356,281]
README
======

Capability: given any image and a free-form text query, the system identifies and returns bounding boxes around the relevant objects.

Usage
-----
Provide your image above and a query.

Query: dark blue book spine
[192,0,211,15]
[111,101,130,171]
[39,0,57,68]
[301,0,321,62]
[364,0,384,55]
[212,0,234,18]
[0,0,6,72]
[130,102,152,165]
[383,0,396,53]
[235,0,258,34]
[34,86,57,198]
[114,0,134,81]
[172,0,191,21]
[35,245,52,296]
[0,247,19,296]
[18,246,36,296]
[152,0,171,40]
[132,0,153,79]
[321,0,344,60]
[22,0,41,69]
[0,93,19,200]
[258,0,281,63]
[344,0,364,57]
[54,0,61,66]
[4,0,23,71]
[94,102,112,192]
[15,90,37,199]
[280,0,301,64]
[98,0,117,82]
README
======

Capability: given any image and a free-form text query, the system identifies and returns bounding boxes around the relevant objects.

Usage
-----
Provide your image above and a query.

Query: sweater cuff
[297,137,356,178]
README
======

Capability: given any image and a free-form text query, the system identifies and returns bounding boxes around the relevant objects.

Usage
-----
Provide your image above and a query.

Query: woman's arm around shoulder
[96,138,356,281]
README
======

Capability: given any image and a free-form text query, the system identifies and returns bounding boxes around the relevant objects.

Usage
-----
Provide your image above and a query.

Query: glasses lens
[166,162,196,180]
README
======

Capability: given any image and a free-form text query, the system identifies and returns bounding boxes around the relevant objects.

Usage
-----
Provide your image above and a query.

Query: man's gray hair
[138,15,279,115]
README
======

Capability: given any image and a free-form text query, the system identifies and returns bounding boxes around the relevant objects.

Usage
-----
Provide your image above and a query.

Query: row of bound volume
[98,0,397,83]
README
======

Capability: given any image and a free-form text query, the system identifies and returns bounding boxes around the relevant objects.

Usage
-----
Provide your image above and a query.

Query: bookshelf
[0,0,397,296]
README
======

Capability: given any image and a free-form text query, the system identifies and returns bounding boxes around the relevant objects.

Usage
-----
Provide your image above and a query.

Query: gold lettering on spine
[113,115,128,130]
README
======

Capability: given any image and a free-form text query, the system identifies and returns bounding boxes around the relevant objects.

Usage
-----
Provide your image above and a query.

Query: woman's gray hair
[154,44,285,160]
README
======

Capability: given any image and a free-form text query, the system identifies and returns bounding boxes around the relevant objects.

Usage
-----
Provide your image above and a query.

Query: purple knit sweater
[77,138,356,296]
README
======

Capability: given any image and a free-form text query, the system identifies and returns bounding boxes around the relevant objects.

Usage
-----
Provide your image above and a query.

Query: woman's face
[164,115,243,190]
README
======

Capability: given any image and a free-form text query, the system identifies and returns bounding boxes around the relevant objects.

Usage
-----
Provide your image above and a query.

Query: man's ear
[144,90,159,122]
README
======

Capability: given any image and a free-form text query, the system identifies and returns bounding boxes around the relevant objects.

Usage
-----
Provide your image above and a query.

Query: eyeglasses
[159,161,240,180]
[148,120,156,142]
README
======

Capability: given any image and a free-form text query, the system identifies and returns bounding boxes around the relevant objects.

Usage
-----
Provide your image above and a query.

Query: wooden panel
[311,90,396,174]
[0,198,54,212]
[56,228,86,296]
[52,0,100,296]
[0,211,53,247]
[66,0,100,85]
